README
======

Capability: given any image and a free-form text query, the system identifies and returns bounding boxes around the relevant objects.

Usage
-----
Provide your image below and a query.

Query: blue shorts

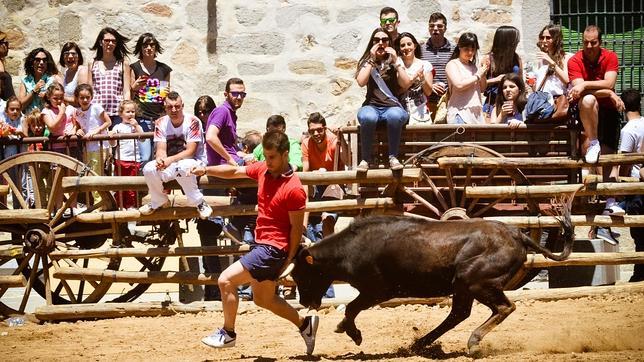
[240,243,288,282]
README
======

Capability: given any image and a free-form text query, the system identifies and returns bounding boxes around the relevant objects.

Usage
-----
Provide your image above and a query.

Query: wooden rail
[437,153,644,169]
[74,197,397,223]
[465,182,644,198]
[0,245,24,258]
[0,275,26,288]
[0,185,8,196]
[0,209,49,224]
[61,168,423,192]
[50,244,252,260]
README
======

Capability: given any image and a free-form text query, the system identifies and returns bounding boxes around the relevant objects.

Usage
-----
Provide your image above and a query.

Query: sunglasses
[373,37,389,44]
[63,51,78,56]
[102,38,117,44]
[166,104,183,110]
[308,127,325,135]
[33,57,47,63]
[230,91,247,99]
[380,17,397,25]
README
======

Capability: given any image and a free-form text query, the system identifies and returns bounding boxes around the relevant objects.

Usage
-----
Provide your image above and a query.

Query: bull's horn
[279,262,295,279]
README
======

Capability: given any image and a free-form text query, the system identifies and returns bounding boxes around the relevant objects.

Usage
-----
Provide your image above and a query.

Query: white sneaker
[356,160,369,172]
[605,204,626,216]
[197,200,212,220]
[585,142,601,164]
[138,201,170,216]
[201,328,236,348]
[300,315,319,355]
[389,156,404,170]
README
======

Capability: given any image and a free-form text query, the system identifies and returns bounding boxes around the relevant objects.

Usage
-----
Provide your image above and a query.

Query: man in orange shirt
[301,112,349,240]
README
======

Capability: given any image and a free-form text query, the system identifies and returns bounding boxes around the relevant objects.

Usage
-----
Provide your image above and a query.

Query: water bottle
[6,317,25,327]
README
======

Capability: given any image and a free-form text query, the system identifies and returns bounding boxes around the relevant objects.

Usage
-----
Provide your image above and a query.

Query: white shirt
[398,58,433,123]
[534,53,573,97]
[71,104,108,152]
[112,122,142,162]
[154,113,207,163]
[619,117,644,178]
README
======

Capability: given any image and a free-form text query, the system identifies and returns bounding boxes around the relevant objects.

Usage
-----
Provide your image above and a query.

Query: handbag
[537,67,569,122]
[433,92,449,124]
[321,132,345,200]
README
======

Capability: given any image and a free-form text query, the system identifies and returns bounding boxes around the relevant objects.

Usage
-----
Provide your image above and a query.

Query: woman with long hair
[87,27,131,127]
[18,48,59,113]
[194,95,216,130]
[490,73,528,128]
[482,26,523,120]
[395,32,433,124]
[56,42,88,106]
[533,24,572,96]
[354,27,411,171]
[445,32,489,124]
[0,31,15,101]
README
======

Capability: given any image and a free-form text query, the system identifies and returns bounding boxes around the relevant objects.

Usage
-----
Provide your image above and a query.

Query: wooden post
[0,275,27,288]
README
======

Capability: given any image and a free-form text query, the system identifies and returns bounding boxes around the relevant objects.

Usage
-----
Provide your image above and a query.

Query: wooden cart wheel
[0,151,118,314]
[405,144,541,219]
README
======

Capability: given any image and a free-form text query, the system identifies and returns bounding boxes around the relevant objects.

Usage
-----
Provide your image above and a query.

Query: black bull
[290,213,574,355]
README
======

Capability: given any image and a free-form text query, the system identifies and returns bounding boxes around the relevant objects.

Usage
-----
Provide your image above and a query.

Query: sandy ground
[1,291,644,361]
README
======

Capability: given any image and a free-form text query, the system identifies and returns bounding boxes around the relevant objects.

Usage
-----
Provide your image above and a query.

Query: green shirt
[252,137,303,171]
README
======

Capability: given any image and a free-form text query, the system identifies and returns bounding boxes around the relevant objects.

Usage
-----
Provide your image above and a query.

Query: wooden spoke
[460,168,473,208]
[47,166,64,215]
[49,192,78,229]
[52,259,77,303]
[472,198,507,218]
[77,259,89,300]
[43,254,52,305]
[402,186,441,217]
[27,163,43,208]
[444,167,457,207]
[2,172,28,209]
[422,172,448,211]
[19,253,40,313]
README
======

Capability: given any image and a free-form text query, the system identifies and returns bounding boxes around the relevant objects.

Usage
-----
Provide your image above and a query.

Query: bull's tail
[520,191,577,261]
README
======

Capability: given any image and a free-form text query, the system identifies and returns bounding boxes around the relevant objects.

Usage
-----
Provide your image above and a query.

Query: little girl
[71,84,111,176]
[490,73,528,129]
[0,96,24,208]
[21,109,50,207]
[41,83,76,154]
[109,100,142,209]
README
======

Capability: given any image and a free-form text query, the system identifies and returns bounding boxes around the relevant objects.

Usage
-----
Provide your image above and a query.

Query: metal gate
[550,0,643,96]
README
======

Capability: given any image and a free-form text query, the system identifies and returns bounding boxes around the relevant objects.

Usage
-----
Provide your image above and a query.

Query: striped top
[421,38,454,103]
[91,60,124,116]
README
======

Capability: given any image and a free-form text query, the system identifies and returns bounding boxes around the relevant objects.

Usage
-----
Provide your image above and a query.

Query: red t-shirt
[301,131,344,171]
[567,48,619,109]
[245,161,306,251]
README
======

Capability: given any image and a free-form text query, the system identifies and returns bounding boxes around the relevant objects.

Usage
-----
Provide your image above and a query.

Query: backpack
[525,91,555,122]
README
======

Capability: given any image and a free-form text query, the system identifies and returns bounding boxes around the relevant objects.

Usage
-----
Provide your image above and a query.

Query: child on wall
[490,73,528,128]
[109,100,142,209]
[71,84,111,176]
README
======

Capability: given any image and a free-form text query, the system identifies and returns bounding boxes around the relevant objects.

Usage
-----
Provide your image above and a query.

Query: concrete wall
[1,0,550,138]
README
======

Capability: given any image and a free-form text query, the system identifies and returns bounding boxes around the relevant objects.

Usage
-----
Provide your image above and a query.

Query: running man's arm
[287,210,305,261]
[191,164,249,179]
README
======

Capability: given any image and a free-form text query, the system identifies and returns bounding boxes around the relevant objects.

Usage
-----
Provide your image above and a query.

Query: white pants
[142,159,205,208]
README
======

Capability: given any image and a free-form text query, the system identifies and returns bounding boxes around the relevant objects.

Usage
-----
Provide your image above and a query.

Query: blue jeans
[137,118,154,163]
[357,105,408,162]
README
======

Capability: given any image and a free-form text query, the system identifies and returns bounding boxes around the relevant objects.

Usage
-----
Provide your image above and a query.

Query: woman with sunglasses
[18,48,59,113]
[533,24,572,97]
[56,42,87,106]
[0,31,15,101]
[354,27,411,172]
[88,27,131,128]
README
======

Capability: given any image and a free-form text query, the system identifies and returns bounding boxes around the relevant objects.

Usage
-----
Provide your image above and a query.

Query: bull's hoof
[468,344,482,359]
[348,330,362,346]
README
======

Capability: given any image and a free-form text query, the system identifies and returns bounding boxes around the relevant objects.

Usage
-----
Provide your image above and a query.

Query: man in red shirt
[191,130,319,355]
[567,25,624,164]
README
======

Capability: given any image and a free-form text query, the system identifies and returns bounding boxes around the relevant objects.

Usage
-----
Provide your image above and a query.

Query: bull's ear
[305,255,314,265]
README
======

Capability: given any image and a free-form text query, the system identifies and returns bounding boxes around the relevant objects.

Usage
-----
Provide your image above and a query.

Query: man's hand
[227,158,238,167]
[156,157,167,171]
[610,92,625,112]
[190,165,206,177]
[568,83,585,101]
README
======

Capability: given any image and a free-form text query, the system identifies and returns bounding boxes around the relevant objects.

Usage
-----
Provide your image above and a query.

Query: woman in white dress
[394,32,433,124]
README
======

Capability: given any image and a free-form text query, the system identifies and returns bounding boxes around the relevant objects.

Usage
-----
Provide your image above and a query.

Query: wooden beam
[0,245,24,258]
[54,267,221,285]
[524,252,644,268]
[0,209,49,224]
[484,214,644,227]
[437,153,644,169]
[0,185,8,196]
[465,182,644,198]
[34,282,644,322]
[50,244,252,260]
[74,197,397,224]
[0,275,26,288]
[61,168,423,192]
[340,123,571,133]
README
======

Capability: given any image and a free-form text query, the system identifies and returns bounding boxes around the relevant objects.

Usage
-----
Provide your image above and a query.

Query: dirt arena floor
[2,291,643,361]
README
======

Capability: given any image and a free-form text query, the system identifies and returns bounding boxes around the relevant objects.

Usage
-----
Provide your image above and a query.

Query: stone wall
[1,0,550,138]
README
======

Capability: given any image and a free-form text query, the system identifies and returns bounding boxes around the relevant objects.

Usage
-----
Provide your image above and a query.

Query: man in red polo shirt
[568,25,624,164]
[191,130,319,356]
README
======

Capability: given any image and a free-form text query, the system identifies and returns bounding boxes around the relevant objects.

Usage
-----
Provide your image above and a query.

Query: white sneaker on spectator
[197,200,212,220]
[596,227,619,245]
[585,142,601,164]
[138,200,170,216]
[605,204,626,216]
[356,160,369,172]
[389,156,404,170]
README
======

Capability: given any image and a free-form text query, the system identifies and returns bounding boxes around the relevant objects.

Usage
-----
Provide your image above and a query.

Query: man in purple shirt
[205,77,246,166]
